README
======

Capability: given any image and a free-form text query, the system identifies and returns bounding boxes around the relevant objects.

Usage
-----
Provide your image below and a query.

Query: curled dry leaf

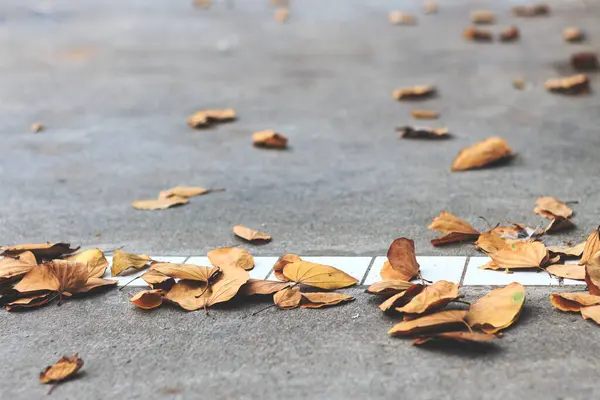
[410,109,439,119]
[428,211,480,246]
[467,282,525,333]
[0,242,78,261]
[274,286,301,310]
[389,11,416,25]
[64,248,108,279]
[580,305,600,324]
[451,137,513,171]
[571,52,599,71]
[579,226,600,265]
[388,310,469,336]
[300,292,354,309]
[550,293,600,312]
[140,270,175,290]
[272,254,301,281]
[366,280,413,295]
[512,3,550,17]
[547,242,585,258]
[499,26,519,42]
[130,289,166,310]
[413,331,497,346]
[534,197,573,219]
[30,123,44,133]
[397,126,449,139]
[544,217,575,234]
[252,130,288,149]
[489,241,548,270]
[282,261,358,290]
[423,1,437,14]
[150,262,220,283]
[378,283,424,312]
[546,264,585,281]
[564,27,583,42]
[463,27,493,42]
[131,196,189,211]
[233,225,272,243]
[396,280,460,315]
[585,252,600,295]
[239,279,290,296]
[75,277,117,294]
[208,247,254,271]
[274,7,290,23]
[158,186,217,199]
[475,232,507,254]
[40,354,84,387]
[382,238,420,281]
[14,260,86,295]
[545,74,589,94]
[111,250,152,276]
[392,85,435,100]
[5,294,51,311]
[187,109,236,129]
[0,251,37,284]
[470,10,495,24]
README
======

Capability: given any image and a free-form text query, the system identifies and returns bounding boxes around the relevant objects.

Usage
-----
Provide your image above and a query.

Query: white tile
[298,256,373,283]
[103,255,188,287]
[463,257,553,286]
[186,256,278,280]
[363,256,466,285]
[554,259,586,286]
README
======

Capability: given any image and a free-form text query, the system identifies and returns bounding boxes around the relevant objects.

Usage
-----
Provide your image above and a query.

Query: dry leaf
[571,52,599,71]
[150,262,221,283]
[378,284,424,312]
[579,226,600,265]
[392,84,435,100]
[534,197,573,219]
[274,286,302,310]
[545,74,589,94]
[423,1,437,14]
[252,130,288,149]
[233,225,272,243]
[366,280,414,295]
[73,277,117,294]
[187,109,236,129]
[413,331,497,345]
[499,26,519,42]
[580,305,600,324]
[274,7,290,23]
[389,11,416,25]
[513,78,526,90]
[30,123,44,133]
[397,126,449,139]
[451,137,514,171]
[64,249,108,279]
[382,238,420,281]
[111,250,152,276]
[272,254,301,281]
[428,211,480,246]
[463,27,493,42]
[544,217,575,234]
[410,109,439,119]
[5,294,52,311]
[550,292,600,312]
[208,247,254,270]
[471,10,495,24]
[14,260,87,295]
[158,186,216,199]
[40,354,84,388]
[131,196,189,211]
[396,280,460,315]
[282,261,358,289]
[140,270,175,290]
[239,279,290,296]
[130,289,166,310]
[489,241,548,270]
[546,264,585,281]
[0,242,78,260]
[512,3,550,17]
[300,292,354,308]
[0,251,37,283]
[585,251,600,295]
[564,27,583,42]
[466,283,525,333]
[475,232,507,254]
[193,0,211,9]
[547,242,586,258]
[388,310,469,336]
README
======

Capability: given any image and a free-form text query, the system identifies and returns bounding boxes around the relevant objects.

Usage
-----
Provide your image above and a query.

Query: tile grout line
[459,256,470,286]
[359,257,377,285]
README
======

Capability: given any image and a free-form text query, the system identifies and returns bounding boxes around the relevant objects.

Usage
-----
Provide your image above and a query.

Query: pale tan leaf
[30,123,44,133]
[130,289,166,310]
[585,251,600,295]
[131,196,189,211]
[0,242,78,260]
[111,250,152,276]
[389,11,416,25]
[64,249,108,279]
[550,293,600,312]
[534,197,573,219]
[274,286,301,310]
[466,282,525,333]
[579,227,600,265]
[499,26,519,42]
[471,10,495,24]
[547,242,586,258]
[158,186,210,199]
[546,264,585,281]
[395,280,460,315]
[40,354,84,385]
[187,109,236,128]
[252,130,288,149]
[388,310,469,336]
[392,84,435,100]
[382,238,420,281]
[300,292,354,308]
[0,251,37,283]
[563,27,583,42]
[282,261,358,290]
[580,305,600,324]
[272,254,301,281]
[366,280,414,295]
[150,262,220,283]
[233,225,272,242]
[475,232,507,253]
[489,241,548,269]
[239,279,290,296]
[451,137,514,171]
[208,247,254,270]
[428,211,480,246]
[410,110,439,119]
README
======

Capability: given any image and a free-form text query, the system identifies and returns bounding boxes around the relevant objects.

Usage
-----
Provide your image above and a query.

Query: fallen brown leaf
[40,354,84,393]
[239,279,290,296]
[140,270,175,290]
[64,248,108,279]
[512,3,550,17]
[410,109,439,119]
[489,241,548,270]
[130,289,166,310]
[208,247,254,270]
[282,261,358,289]
[252,130,288,149]
[579,226,600,265]
[274,7,290,23]
[428,211,480,246]
[550,292,600,312]
[544,217,576,234]
[471,10,495,24]
[274,286,302,309]
[272,254,301,281]
[392,84,435,100]
[75,277,118,294]
[571,52,599,71]
[366,280,414,295]
[187,109,236,129]
[382,238,420,281]
[499,26,519,42]
[396,281,460,315]
[413,331,497,345]
[111,250,152,276]
[388,309,469,336]
[585,251,600,295]
[466,283,525,333]
[158,186,220,199]
[547,242,586,258]
[233,225,272,243]
[5,294,52,311]
[378,283,424,312]
[131,196,189,211]
[300,292,354,308]
[397,126,449,139]
[581,305,600,324]
[389,11,416,25]
[30,123,44,133]
[463,27,493,42]
[0,251,37,284]
[564,27,583,42]
[545,74,589,94]
[14,260,87,295]
[150,262,221,283]
[0,242,78,261]
[451,137,514,171]
[513,78,526,90]
[475,232,508,254]
[534,197,573,219]
[546,264,585,281]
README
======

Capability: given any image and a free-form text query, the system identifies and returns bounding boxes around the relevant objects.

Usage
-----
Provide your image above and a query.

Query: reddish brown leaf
[366,280,414,295]
[378,284,424,312]
[580,227,600,265]
[0,242,78,261]
[397,126,449,139]
[252,130,288,149]
[395,281,460,315]
[392,85,435,100]
[585,251,600,296]
[382,238,420,281]
[130,289,166,310]
[428,211,480,246]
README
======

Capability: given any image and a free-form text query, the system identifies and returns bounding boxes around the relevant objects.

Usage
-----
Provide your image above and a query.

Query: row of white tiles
[102,256,585,287]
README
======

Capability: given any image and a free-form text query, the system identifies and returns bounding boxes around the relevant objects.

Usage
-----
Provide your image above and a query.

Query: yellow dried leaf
[389,11,416,25]
[252,130,288,149]
[466,283,525,333]
[534,197,573,219]
[0,242,78,260]
[111,250,152,276]
[272,254,301,281]
[397,126,449,139]
[546,264,585,281]
[410,109,439,119]
[579,226,600,265]
[30,123,44,133]
[378,284,424,312]
[187,108,236,128]
[131,196,189,210]
[489,241,548,270]
[274,7,290,23]
[580,305,600,324]
[150,262,220,283]
[585,251,600,295]
[563,27,583,42]
[64,248,108,279]
[382,238,420,281]
[499,26,519,42]
[0,251,37,283]
[239,279,290,296]
[40,354,84,385]
[413,331,497,345]
[428,211,480,246]
[274,286,302,309]
[158,186,210,199]
[547,242,585,258]
[300,292,354,308]
[395,280,460,315]
[451,137,514,171]
[545,74,589,94]
[512,3,550,17]
[388,310,469,336]
[550,293,600,312]
[233,225,272,242]
[366,280,414,295]
[208,247,254,270]
[392,84,435,100]
[475,232,507,253]
[463,26,493,42]
[282,261,358,290]
[130,289,166,310]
